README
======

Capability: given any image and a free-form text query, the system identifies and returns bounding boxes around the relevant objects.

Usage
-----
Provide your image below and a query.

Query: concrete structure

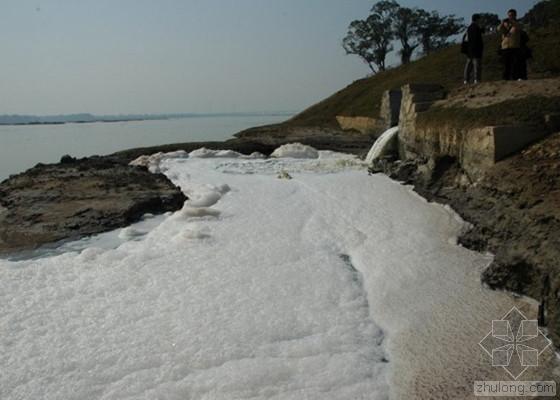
[397,84,552,179]
[335,116,379,135]
[379,89,402,129]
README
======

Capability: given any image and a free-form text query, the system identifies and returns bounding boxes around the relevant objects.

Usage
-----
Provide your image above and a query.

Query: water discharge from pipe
[365,126,399,164]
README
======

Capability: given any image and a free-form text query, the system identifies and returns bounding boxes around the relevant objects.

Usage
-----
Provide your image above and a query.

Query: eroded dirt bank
[379,131,560,345]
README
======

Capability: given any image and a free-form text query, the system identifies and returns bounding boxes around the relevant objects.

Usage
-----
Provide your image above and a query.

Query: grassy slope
[283,24,560,128]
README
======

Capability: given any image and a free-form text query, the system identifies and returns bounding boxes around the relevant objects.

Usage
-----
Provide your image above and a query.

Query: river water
[0,114,289,181]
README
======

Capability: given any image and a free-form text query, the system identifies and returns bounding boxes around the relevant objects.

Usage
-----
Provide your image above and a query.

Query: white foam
[189,148,224,158]
[130,150,189,173]
[271,143,319,159]
[173,227,212,241]
[175,206,221,219]
[248,152,266,159]
[216,183,231,194]
[76,247,105,262]
[117,227,145,240]
[187,190,222,208]
[1,147,551,400]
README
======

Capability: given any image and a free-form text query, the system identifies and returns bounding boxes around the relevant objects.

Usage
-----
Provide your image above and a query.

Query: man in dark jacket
[463,14,484,84]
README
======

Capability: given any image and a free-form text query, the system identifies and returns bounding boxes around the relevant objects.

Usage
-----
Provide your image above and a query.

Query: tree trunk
[400,42,418,64]
[401,48,413,64]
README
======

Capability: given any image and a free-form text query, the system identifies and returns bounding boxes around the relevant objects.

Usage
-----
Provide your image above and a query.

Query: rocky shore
[0,155,187,257]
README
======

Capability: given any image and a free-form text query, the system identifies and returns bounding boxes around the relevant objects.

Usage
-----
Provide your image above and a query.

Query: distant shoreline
[0,119,147,126]
[0,118,160,127]
[0,112,295,127]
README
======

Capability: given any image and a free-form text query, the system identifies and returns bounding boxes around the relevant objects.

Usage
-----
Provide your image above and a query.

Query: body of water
[0,114,289,181]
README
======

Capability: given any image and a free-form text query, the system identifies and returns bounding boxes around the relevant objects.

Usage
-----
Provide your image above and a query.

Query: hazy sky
[2,0,538,115]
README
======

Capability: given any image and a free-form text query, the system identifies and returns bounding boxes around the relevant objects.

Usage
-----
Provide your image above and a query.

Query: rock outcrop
[0,156,187,256]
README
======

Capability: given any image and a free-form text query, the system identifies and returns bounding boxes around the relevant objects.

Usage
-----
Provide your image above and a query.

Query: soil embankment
[384,134,560,345]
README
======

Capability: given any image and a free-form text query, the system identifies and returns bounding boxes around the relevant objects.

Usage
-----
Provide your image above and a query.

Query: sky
[1,0,538,115]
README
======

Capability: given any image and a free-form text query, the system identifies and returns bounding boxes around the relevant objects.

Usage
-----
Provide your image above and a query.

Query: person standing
[463,14,484,84]
[498,9,523,80]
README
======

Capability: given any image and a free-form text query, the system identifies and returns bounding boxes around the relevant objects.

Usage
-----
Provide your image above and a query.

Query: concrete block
[336,116,379,134]
[493,125,549,161]
[462,125,550,177]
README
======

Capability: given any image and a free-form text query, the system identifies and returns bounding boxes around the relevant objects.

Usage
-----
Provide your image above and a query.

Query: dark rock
[0,155,187,256]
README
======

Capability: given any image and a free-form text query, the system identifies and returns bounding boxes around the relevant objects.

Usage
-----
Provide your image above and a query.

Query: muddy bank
[0,155,186,257]
[376,131,560,346]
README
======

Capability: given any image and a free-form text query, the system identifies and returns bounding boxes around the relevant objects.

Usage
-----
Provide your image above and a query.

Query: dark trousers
[464,58,482,82]
[502,48,525,80]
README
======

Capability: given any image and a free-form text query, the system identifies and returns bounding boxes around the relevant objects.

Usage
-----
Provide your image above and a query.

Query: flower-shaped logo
[479,307,552,380]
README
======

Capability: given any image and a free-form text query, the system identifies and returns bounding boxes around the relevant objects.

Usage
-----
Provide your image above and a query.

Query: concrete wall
[380,90,402,130]
[336,116,379,134]
[397,83,552,179]
[335,88,402,135]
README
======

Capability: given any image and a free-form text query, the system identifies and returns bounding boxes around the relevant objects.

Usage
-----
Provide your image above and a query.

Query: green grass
[417,96,560,129]
[283,24,560,128]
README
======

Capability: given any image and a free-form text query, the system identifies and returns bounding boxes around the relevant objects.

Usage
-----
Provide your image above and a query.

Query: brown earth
[436,78,560,109]
[380,131,560,346]
[0,155,187,257]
